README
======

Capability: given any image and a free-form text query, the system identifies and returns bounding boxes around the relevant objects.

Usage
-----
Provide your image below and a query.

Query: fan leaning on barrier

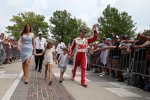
[0,43,6,65]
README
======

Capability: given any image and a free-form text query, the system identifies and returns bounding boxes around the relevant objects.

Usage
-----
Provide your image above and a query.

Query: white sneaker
[99,72,103,75]
[99,72,105,77]
[100,74,104,77]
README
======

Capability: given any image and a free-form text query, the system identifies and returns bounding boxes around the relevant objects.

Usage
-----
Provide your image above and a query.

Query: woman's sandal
[49,81,53,85]
[24,79,29,84]
[59,80,62,83]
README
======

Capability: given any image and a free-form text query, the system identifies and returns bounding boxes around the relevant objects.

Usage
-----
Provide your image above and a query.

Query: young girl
[35,40,55,85]
[58,48,68,83]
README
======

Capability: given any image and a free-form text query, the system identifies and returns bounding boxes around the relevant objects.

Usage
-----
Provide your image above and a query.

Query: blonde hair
[46,41,53,49]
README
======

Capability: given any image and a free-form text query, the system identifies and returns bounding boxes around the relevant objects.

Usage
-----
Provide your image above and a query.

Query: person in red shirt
[69,25,98,87]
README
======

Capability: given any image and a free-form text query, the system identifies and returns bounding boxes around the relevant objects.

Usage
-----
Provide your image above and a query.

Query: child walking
[58,48,68,83]
[34,40,55,85]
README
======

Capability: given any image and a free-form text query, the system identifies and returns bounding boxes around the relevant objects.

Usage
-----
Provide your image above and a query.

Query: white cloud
[0,0,150,34]
[107,0,150,32]
[31,0,49,11]
[77,12,100,27]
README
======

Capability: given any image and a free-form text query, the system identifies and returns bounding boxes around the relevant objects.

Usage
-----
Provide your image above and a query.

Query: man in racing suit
[69,25,98,87]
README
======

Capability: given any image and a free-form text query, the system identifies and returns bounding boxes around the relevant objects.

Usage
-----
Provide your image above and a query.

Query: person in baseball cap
[38,32,42,35]
[34,31,47,73]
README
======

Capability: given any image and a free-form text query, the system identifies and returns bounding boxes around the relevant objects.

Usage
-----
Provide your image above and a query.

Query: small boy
[58,47,68,83]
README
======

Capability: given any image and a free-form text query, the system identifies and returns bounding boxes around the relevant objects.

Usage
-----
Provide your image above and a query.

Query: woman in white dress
[35,40,55,85]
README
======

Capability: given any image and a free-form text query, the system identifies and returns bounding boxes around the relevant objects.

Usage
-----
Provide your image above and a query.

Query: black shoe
[24,79,29,84]
[81,83,88,88]
[24,81,28,84]
[49,81,53,85]
[59,80,62,83]
[38,70,42,73]
[35,66,37,70]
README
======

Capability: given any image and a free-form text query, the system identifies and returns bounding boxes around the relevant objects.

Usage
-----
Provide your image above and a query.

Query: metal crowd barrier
[90,48,150,88]
[131,48,150,77]
[0,43,20,65]
[127,48,150,89]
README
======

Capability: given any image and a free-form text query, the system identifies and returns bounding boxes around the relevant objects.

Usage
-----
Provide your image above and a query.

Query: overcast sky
[0,0,150,35]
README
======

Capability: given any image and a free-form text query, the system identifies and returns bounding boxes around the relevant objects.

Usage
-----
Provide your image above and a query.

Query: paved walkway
[0,59,150,100]
[10,65,74,100]
[53,65,150,100]
[0,60,22,100]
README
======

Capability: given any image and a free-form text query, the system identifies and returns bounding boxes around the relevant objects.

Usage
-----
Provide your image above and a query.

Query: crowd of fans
[1,31,150,91]
[0,33,19,65]
[86,33,150,91]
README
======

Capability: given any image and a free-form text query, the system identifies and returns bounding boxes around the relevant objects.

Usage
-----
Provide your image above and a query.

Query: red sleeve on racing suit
[87,30,98,44]
[69,40,76,56]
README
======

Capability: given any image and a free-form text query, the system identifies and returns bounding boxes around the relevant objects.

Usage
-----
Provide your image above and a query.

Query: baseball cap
[112,35,119,39]
[107,38,111,41]
[38,32,42,35]
[102,37,106,40]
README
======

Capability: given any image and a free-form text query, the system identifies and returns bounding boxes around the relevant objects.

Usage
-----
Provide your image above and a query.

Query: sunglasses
[81,31,87,34]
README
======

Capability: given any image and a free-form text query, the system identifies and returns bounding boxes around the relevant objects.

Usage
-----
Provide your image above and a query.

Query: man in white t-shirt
[56,41,66,59]
[99,38,109,76]
[34,32,47,72]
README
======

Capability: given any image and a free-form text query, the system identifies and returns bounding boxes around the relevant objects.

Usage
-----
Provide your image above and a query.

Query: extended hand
[137,34,142,39]
[17,47,21,52]
[68,55,72,59]
[33,52,37,56]
[92,24,97,31]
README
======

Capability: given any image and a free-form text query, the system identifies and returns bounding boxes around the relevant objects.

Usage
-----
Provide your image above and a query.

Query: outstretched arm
[138,34,150,41]
[92,47,106,52]
[133,41,150,48]
[88,25,98,44]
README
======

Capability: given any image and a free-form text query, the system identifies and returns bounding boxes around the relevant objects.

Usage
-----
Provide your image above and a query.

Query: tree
[6,11,49,40]
[49,10,89,45]
[63,18,78,44]
[143,29,150,36]
[64,18,90,45]
[49,10,71,42]
[76,19,91,37]
[98,5,136,38]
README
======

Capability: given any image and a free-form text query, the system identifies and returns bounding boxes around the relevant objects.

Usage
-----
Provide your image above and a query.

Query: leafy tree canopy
[49,10,89,45]
[98,5,136,38]
[6,11,49,40]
